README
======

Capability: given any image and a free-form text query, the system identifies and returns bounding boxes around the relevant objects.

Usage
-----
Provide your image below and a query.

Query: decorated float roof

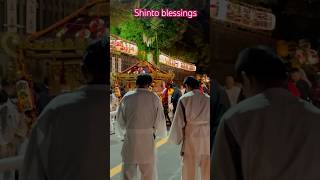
[24,0,108,50]
[121,61,167,74]
[114,61,174,82]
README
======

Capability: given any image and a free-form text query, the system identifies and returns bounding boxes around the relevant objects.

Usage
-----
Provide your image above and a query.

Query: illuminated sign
[159,53,196,72]
[110,35,138,56]
[213,0,276,30]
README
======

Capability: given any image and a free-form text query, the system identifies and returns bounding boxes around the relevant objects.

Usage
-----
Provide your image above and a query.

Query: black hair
[183,76,200,89]
[136,74,153,87]
[235,47,288,85]
[82,36,109,84]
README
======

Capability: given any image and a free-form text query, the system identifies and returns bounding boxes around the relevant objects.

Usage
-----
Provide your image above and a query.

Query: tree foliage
[111,0,209,66]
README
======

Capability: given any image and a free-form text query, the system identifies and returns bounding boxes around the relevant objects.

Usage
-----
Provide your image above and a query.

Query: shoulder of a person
[123,90,136,97]
[300,100,320,115]
[180,91,193,100]
[44,91,82,110]
[221,93,268,123]
[204,93,210,98]
[150,91,161,101]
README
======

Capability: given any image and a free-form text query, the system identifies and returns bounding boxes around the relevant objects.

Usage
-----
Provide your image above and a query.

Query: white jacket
[213,88,320,180]
[169,89,210,157]
[116,88,167,164]
[22,85,108,180]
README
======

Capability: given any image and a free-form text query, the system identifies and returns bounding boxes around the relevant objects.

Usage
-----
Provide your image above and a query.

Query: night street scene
[110,0,210,179]
[0,0,319,180]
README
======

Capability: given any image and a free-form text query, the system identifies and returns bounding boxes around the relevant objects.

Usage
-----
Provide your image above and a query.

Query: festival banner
[110,35,139,56]
[213,0,276,30]
[159,53,196,72]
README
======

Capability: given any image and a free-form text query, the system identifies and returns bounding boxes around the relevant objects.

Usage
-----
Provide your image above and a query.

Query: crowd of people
[0,35,319,180]
[115,74,210,180]
[0,78,52,180]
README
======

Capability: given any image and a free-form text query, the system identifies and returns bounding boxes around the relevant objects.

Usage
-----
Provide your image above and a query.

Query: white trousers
[122,163,157,180]
[181,155,210,180]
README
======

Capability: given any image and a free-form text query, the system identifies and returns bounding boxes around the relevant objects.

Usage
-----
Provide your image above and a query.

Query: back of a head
[82,36,109,84]
[136,74,153,87]
[183,76,200,89]
[235,47,288,86]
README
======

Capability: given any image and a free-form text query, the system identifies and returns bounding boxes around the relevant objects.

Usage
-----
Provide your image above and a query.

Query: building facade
[0,0,87,34]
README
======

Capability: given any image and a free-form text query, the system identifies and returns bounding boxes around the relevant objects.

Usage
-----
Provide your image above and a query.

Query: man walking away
[213,47,320,180]
[116,74,167,180]
[22,37,109,180]
[169,76,210,180]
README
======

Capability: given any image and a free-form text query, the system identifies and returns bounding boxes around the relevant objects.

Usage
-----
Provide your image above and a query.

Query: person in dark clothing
[170,84,182,114]
[0,80,9,104]
[210,79,230,153]
[0,80,16,105]
[120,86,126,97]
[34,82,51,114]
[291,68,312,102]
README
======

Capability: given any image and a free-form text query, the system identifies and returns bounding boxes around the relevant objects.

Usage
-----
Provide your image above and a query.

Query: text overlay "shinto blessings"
[134,9,198,19]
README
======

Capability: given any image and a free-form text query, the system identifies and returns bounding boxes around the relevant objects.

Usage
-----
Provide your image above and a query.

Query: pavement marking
[110,137,169,177]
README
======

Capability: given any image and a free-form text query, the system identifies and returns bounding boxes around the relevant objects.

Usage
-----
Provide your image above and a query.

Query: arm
[116,98,126,130]
[21,108,53,180]
[168,99,186,145]
[154,97,167,138]
[115,98,127,138]
[213,119,243,180]
[21,127,48,180]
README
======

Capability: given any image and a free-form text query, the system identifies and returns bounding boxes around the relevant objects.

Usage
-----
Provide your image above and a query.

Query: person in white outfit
[213,47,320,180]
[224,76,241,106]
[169,76,210,180]
[21,38,109,180]
[116,74,167,180]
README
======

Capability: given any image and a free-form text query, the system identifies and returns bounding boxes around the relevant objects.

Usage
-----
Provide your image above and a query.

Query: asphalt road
[110,134,182,180]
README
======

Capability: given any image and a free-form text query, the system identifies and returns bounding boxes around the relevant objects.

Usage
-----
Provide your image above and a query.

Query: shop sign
[159,53,196,72]
[214,0,276,30]
[110,35,138,56]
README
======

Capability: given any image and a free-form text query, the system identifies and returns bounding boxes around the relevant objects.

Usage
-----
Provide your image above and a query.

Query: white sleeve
[115,99,126,138]
[154,97,167,138]
[0,100,21,145]
[22,108,53,180]
[168,99,185,145]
